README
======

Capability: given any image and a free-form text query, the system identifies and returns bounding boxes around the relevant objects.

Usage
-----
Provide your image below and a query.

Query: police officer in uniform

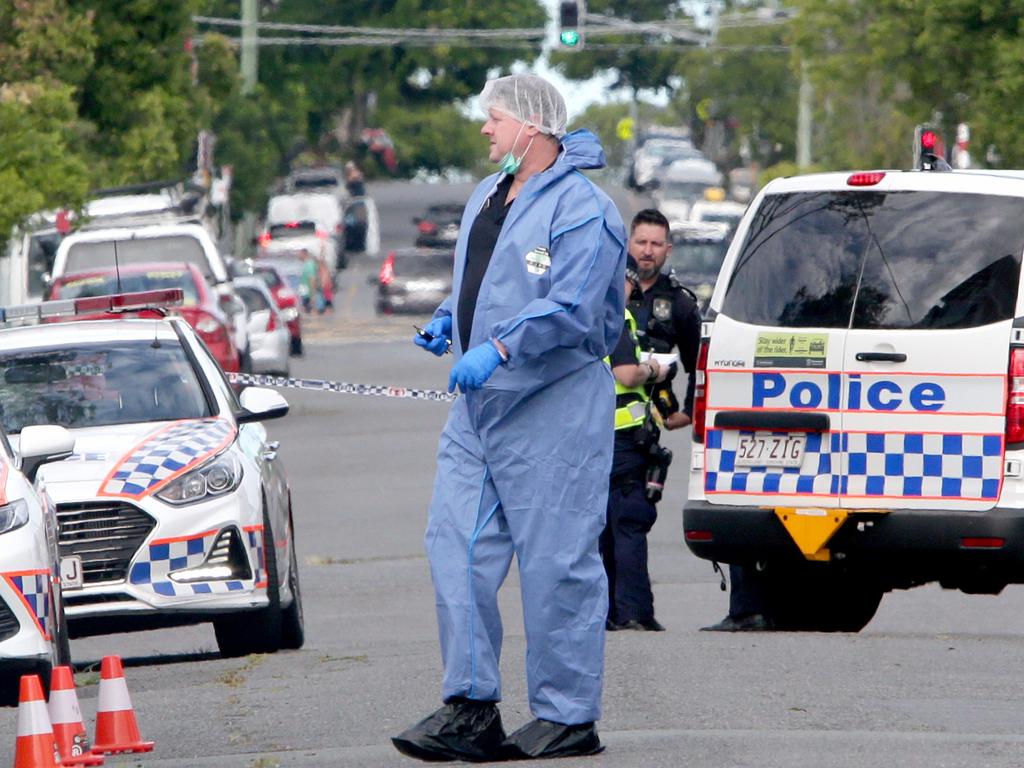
[626,209,700,429]
[602,255,670,632]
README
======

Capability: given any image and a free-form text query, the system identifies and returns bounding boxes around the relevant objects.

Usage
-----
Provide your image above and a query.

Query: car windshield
[425,206,463,225]
[394,253,452,276]
[236,285,271,312]
[646,143,699,160]
[669,239,730,274]
[254,268,283,289]
[0,340,210,433]
[65,236,209,279]
[721,190,1024,329]
[54,269,201,306]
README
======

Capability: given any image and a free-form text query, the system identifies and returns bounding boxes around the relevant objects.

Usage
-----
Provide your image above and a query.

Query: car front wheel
[214,508,283,657]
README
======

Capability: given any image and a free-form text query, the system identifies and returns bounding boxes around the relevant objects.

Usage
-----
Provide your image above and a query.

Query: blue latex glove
[413,315,452,356]
[448,341,504,393]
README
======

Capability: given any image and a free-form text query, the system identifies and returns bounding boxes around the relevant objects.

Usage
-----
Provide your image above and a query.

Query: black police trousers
[600,478,657,624]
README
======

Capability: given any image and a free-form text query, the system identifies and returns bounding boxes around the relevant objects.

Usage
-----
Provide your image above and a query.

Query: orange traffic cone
[12,674,61,768]
[90,656,154,755]
[47,666,104,766]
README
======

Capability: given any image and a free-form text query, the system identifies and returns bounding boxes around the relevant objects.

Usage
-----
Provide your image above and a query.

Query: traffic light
[558,0,585,49]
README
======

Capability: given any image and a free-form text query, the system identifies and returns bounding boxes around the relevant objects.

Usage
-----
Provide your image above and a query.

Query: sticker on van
[754,332,828,368]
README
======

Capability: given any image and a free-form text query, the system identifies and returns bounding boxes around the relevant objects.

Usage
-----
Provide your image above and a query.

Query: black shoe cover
[503,718,604,760]
[392,697,508,762]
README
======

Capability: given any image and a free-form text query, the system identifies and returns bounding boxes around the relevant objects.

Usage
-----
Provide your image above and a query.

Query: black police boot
[502,718,604,760]
[701,613,773,632]
[391,697,508,762]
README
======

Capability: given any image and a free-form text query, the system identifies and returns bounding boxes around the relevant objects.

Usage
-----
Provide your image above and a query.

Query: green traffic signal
[559,30,581,46]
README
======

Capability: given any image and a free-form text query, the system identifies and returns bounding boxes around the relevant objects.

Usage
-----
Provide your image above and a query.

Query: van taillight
[1007,347,1024,443]
[692,338,710,443]
[379,252,395,285]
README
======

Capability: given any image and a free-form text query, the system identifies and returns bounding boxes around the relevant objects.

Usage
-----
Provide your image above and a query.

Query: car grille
[0,598,18,642]
[56,501,157,585]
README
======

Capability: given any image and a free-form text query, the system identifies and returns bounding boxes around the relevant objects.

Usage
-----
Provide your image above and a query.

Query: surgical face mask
[499,122,535,175]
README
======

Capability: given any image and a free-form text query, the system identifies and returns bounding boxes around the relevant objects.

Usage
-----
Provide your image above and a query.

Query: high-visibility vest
[605,310,650,431]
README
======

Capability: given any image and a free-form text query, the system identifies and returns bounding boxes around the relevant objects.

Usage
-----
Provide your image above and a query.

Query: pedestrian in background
[602,255,671,633]
[298,248,320,314]
[395,73,627,762]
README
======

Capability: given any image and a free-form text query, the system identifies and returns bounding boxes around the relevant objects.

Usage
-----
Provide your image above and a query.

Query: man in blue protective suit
[392,73,627,763]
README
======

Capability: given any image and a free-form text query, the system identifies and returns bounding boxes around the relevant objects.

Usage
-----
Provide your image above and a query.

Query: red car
[48,262,242,372]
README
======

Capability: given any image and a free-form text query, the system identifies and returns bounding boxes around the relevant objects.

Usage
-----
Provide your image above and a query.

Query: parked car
[0,422,75,702]
[50,222,250,367]
[413,204,464,248]
[0,305,304,657]
[266,193,345,267]
[284,167,347,199]
[231,259,302,356]
[232,277,291,375]
[259,219,340,267]
[377,248,454,315]
[49,262,243,373]
[668,221,732,311]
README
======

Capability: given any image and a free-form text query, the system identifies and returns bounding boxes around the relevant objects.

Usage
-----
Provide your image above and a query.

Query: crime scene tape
[226,372,458,403]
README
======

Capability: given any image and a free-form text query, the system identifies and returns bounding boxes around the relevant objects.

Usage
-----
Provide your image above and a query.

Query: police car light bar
[0,289,185,324]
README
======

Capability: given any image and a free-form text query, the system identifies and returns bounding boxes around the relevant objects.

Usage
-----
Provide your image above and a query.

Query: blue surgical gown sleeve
[432,295,453,322]
[489,215,625,368]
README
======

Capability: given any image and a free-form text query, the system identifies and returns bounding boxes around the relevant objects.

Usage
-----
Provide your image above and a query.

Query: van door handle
[855,352,907,363]
[261,441,280,461]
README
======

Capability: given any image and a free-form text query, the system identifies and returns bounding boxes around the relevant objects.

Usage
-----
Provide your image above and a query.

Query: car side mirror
[236,386,289,423]
[19,425,75,483]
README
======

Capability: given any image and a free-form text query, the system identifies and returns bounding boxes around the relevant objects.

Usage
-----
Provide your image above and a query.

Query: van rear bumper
[683,501,1024,586]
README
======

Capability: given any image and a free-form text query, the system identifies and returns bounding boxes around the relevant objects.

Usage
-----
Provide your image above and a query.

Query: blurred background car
[668,221,732,312]
[48,262,243,372]
[266,193,346,269]
[232,277,291,375]
[257,219,341,274]
[688,190,747,237]
[376,248,454,315]
[413,204,464,248]
[630,137,707,190]
[653,159,726,226]
[231,259,302,356]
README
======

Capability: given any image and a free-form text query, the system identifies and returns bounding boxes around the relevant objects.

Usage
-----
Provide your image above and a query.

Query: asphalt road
[4,179,1024,766]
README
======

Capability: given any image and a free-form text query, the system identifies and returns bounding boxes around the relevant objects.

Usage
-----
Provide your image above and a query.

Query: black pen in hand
[414,324,452,354]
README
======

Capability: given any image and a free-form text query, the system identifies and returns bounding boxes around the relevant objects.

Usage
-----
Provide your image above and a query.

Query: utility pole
[796,60,813,168]
[240,0,258,95]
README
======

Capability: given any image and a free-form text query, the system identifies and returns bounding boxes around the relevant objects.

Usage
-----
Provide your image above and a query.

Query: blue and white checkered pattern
[705,429,1003,501]
[844,432,1002,499]
[129,529,246,597]
[246,527,266,586]
[8,572,51,639]
[101,419,235,498]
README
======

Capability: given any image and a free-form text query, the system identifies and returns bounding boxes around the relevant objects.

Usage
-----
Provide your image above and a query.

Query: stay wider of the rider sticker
[525,246,551,275]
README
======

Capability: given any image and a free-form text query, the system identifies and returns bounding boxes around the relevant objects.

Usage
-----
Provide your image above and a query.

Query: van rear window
[721,190,1024,329]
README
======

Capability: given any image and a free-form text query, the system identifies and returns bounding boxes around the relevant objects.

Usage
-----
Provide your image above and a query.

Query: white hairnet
[479,74,568,139]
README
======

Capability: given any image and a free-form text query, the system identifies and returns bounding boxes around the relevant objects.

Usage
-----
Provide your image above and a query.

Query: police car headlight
[0,499,29,535]
[156,453,243,506]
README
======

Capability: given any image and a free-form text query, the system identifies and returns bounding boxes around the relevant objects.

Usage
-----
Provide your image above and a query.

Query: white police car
[684,160,1024,630]
[0,423,76,702]
[0,291,304,656]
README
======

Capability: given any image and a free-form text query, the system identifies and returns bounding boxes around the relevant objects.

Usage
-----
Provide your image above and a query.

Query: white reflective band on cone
[17,699,53,736]
[48,688,82,722]
[97,676,133,712]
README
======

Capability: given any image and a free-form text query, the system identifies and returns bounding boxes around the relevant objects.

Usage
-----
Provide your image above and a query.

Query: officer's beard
[638,266,660,281]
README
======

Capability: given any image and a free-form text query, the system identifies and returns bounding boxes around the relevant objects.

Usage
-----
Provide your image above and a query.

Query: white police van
[683,158,1024,631]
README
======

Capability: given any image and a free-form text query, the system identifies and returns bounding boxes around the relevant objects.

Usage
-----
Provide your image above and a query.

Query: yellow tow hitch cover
[774,508,849,562]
